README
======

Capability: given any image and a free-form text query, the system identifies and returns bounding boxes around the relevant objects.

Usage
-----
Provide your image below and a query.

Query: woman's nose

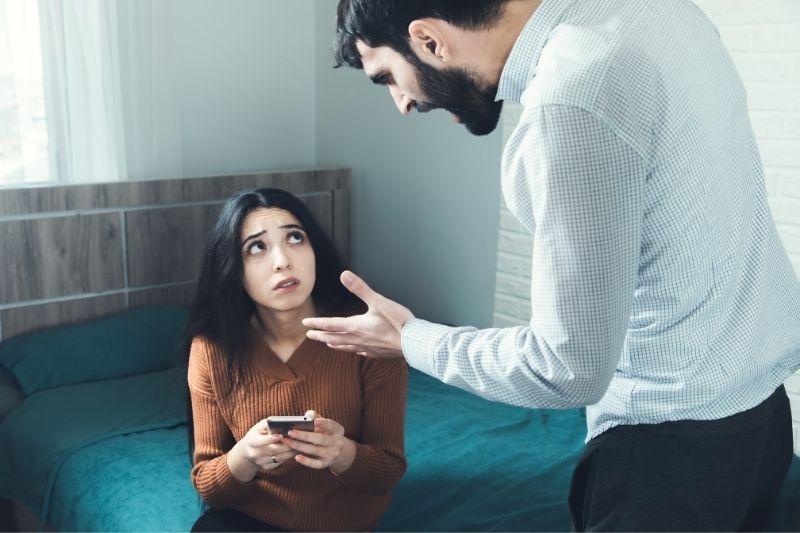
[272,248,292,271]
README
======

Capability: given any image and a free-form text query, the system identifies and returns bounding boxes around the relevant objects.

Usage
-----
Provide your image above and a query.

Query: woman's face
[239,207,316,314]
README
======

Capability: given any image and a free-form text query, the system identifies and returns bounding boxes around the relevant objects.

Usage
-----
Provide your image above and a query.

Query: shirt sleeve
[333,357,408,494]
[402,104,648,409]
[188,338,257,507]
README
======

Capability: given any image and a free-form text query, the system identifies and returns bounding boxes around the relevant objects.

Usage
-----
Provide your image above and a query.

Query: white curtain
[0,0,51,185]
[37,0,182,184]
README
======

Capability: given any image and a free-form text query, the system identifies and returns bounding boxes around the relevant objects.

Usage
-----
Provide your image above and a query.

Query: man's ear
[408,19,449,63]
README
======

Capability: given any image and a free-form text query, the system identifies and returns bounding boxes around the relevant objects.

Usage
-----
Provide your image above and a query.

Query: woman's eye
[247,241,266,255]
[287,231,305,245]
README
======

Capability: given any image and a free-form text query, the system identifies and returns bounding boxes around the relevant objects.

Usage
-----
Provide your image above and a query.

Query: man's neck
[468,0,542,86]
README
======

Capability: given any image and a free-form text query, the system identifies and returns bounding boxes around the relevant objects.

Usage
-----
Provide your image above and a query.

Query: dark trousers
[569,386,793,532]
[191,508,286,532]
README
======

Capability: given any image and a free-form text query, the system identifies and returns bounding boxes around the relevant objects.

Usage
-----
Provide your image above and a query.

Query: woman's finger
[295,454,327,470]
[282,438,334,459]
[287,428,330,446]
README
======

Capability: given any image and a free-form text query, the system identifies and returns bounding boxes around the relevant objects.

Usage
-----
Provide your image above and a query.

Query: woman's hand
[282,410,356,474]
[227,419,297,482]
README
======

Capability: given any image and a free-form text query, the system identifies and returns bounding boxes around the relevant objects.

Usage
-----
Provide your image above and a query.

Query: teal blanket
[0,368,187,526]
[1,368,798,531]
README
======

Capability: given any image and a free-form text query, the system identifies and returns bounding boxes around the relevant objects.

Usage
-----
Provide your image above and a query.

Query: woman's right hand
[227,419,297,482]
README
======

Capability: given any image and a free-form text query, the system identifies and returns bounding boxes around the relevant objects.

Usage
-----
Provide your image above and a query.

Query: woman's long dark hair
[182,188,362,462]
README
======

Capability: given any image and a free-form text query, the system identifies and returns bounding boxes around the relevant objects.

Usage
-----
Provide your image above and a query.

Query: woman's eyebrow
[241,230,266,247]
[280,224,306,231]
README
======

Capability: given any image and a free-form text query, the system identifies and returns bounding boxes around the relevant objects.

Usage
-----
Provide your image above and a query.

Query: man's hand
[302,271,413,357]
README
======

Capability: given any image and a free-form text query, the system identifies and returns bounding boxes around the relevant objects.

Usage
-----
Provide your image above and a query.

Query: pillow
[0,305,187,396]
[0,365,23,421]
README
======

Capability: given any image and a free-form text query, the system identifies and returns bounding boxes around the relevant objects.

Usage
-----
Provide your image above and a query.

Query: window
[0,0,50,186]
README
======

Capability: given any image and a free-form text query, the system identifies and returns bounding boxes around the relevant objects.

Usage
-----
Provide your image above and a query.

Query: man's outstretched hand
[302,271,413,358]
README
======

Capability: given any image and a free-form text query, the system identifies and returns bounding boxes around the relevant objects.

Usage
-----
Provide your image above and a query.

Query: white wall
[313,0,502,328]
[492,0,800,453]
[171,0,317,177]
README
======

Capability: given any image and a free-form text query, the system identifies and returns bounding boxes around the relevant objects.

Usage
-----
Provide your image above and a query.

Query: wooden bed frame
[0,168,351,342]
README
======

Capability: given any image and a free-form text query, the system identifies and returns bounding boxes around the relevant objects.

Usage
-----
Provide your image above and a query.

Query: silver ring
[272,455,278,464]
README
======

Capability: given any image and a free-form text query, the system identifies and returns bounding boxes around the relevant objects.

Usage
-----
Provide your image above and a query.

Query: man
[303,0,800,530]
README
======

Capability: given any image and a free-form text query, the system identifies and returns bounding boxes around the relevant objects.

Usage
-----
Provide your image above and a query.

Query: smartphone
[266,415,315,436]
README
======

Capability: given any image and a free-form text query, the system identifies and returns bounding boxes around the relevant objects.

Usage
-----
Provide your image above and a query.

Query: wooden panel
[129,283,197,309]
[0,294,126,340]
[125,204,223,287]
[0,168,351,217]
[0,214,124,304]
[301,192,333,239]
[332,188,351,263]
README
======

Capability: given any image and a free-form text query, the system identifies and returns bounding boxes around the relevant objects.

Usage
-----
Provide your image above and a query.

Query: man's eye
[287,231,305,245]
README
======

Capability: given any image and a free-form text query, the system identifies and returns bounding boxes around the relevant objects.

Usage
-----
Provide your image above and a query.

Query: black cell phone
[266,415,315,436]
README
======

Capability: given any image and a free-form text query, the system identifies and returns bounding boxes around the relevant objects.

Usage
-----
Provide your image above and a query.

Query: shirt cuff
[401,318,453,380]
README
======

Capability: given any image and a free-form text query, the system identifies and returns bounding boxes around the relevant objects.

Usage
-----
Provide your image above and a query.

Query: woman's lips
[273,278,300,292]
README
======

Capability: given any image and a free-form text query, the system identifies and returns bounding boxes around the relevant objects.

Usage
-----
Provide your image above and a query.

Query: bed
[0,306,798,532]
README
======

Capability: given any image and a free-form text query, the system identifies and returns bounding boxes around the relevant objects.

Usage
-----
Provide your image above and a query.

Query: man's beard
[409,55,503,136]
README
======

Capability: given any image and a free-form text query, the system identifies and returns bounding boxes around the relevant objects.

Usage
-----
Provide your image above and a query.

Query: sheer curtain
[36,0,182,184]
[0,0,50,185]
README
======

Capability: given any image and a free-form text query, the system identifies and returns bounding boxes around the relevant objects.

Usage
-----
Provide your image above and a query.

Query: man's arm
[305,105,647,409]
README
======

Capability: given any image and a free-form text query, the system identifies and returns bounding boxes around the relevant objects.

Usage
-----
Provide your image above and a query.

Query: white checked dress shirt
[401,0,800,440]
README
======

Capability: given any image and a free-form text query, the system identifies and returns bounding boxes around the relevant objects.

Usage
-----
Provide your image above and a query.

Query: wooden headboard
[0,168,351,341]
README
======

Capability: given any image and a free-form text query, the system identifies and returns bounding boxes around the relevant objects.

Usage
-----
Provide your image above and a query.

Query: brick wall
[492,0,800,453]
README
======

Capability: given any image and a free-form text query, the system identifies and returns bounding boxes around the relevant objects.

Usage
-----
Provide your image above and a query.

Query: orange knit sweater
[187,327,408,532]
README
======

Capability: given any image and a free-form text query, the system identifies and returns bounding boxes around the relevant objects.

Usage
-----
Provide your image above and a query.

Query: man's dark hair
[334,0,509,69]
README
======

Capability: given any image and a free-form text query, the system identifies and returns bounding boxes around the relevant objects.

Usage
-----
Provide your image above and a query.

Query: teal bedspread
[1,368,798,531]
[0,368,187,527]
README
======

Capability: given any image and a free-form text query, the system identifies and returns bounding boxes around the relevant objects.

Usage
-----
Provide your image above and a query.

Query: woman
[183,188,407,532]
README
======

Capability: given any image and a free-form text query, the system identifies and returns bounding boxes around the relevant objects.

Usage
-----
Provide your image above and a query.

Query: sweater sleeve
[188,338,257,508]
[334,357,408,495]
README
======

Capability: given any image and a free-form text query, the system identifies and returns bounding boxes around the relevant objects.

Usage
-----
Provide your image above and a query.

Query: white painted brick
[782,171,800,198]
[492,312,527,328]
[786,114,800,140]
[747,85,800,112]
[717,27,753,52]
[765,170,782,197]
[758,140,800,167]
[752,28,800,52]
[497,229,533,256]
[787,372,800,395]
[694,0,798,26]
[750,113,787,140]
[776,225,800,254]
[732,54,799,84]
[496,251,525,277]
[494,294,531,321]
[767,197,800,225]
[495,272,532,299]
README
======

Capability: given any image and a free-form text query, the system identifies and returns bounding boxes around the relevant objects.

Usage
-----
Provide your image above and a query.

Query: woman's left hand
[282,410,356,474]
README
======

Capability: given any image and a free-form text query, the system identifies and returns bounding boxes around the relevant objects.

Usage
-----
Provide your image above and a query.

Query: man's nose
[389,86,414,114]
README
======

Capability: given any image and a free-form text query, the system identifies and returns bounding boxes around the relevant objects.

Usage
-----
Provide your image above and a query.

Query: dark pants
[191,508,286,532]
[569,386,793,532]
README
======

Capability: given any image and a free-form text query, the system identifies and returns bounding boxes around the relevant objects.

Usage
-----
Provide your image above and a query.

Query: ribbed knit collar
[249,323,326,382]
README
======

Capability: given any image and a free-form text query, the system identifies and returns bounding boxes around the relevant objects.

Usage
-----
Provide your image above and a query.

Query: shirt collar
[495,0,578,102]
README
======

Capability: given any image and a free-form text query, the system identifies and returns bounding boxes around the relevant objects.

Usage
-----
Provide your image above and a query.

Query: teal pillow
[0,306,187,396]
